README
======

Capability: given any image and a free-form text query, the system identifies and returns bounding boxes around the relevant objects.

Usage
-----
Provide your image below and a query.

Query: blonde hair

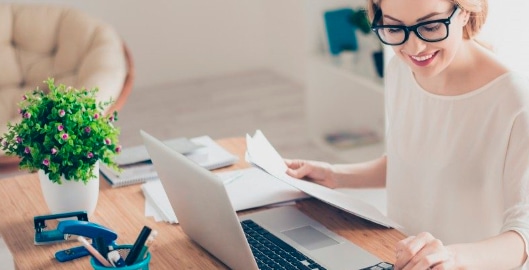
[366,0,488,39]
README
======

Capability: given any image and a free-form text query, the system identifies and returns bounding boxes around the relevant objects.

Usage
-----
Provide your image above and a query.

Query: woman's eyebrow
[383,11,444,24]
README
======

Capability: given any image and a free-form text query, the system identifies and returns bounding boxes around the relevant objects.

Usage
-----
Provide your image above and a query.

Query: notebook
[141,130,391,270]
[100,135,238,187]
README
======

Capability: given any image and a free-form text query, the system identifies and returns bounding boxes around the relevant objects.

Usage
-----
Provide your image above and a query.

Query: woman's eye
[387,27,403,34]
[421,23,442,32]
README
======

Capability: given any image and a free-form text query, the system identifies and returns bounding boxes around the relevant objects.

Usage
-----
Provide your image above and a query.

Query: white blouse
[384,57,529,268]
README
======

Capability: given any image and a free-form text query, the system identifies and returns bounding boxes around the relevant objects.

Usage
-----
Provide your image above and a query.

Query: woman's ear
[460,9,471,26]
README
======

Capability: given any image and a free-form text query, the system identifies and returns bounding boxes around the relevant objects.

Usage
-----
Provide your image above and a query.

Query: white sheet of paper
[0,235,14,270]
[141,167,308,224]
[246,130,400,228]
[142,180,178,223]
[144,194,168,222]
[219,167,308,211]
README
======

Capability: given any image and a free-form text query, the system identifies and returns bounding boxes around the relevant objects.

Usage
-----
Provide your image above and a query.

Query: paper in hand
[245,130,401,229]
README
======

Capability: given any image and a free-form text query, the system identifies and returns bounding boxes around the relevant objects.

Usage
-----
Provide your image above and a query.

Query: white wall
[5,1,525,91]
[480,0,529,77]
[4,0,271,89]
[260,0,307,84]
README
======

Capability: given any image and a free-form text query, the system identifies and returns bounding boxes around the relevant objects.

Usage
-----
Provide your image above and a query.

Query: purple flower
[51,148,57,155]
[109,115,114,122]
[94,113,99,119]
[24,147,30,154]
[42,159,50,166]
[115,145,122,153]
[23,112,31,119]
[104,138,111,145]
[61,133,69,140]
[22,95,27,100]
[59,110,66,117]
[18,109,23,115]
[57,125,64,131]
[85,127,91,134]
[87,152,94,158]
[16,137,22,143]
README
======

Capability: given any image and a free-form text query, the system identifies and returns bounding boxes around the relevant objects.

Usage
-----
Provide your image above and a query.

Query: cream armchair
[0,3,134,165]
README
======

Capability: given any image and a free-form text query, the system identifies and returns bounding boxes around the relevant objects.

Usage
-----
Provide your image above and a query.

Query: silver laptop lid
[141,130,258,269]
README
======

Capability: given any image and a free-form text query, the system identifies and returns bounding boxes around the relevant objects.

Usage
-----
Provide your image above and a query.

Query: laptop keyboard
[241,219,394,270]
[241,219,326,270]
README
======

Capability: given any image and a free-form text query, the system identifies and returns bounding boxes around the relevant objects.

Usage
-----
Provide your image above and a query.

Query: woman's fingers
[395,233,449,270]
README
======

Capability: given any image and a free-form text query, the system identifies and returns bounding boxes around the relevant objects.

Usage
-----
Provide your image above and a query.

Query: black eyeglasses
[371,6,459,46]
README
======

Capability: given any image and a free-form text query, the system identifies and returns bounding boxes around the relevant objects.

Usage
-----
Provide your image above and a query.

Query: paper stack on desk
[142,167,309,223]
[245,130,400,228]
[0,235,14,270]
[101,135,239,187]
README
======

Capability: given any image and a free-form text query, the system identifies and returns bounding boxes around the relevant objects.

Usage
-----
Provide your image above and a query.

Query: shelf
[305,1,385,163]
[309,53,383,94]
[309,26,384,93]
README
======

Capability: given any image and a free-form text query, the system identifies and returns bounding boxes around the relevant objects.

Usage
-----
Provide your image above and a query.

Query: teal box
[324,8,358,55]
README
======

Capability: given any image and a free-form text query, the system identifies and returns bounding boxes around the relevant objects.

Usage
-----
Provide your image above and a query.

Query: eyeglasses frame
[371,6,459,46]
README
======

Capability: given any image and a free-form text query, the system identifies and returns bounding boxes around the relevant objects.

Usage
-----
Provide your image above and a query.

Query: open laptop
[141,130,392,270]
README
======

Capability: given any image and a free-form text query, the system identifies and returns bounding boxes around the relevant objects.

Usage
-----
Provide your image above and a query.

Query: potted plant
[0,78,121,215]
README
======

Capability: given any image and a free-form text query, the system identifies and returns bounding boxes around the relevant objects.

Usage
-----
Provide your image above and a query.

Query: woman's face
[379,0,468,78]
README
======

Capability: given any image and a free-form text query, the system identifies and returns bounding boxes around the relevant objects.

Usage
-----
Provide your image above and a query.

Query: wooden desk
[0,137,405,269]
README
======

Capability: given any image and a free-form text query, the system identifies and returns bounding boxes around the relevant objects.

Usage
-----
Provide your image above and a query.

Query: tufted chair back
[0,3,133,163]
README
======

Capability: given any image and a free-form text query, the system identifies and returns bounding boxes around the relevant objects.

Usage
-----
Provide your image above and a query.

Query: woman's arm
[395,230,527,270]
[333,155,387,188]
[450,231,527,269]
[285,155,387,189]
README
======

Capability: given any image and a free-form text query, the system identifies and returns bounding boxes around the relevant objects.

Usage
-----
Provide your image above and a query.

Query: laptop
[141,130,392,270]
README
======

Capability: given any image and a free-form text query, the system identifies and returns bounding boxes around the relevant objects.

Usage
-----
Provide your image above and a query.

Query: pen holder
[90,245,151,270]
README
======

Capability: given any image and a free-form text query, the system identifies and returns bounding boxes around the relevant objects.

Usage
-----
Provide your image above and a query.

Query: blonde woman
[286,0,529,269]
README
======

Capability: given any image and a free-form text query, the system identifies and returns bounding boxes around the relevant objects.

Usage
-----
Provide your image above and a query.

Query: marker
[125,226,152,265]
[94,237,108,259]
[77,236,112,267]
[134,230,158,264]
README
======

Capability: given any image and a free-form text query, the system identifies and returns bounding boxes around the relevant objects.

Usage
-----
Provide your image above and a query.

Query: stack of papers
[245,130,399,228]
[0,235,14,270]
[142,167,309,223]
[101,136,239,187]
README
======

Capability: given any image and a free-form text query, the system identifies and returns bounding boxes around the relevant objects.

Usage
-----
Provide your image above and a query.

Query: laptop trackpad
[282,226,339,251]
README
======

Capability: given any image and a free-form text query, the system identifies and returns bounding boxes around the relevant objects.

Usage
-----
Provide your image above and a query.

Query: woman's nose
[404,32,427,54]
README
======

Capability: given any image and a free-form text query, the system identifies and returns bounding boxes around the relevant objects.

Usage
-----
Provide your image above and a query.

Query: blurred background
[1,0,526,163]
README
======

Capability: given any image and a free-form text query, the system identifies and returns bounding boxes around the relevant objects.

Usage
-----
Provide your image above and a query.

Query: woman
[286,0,529,269]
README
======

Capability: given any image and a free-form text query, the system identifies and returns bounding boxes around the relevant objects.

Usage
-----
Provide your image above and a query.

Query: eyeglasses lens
[375,23,448,45]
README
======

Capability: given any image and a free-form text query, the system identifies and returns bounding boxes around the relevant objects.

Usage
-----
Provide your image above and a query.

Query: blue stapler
[54,220,118,262]
[34,211,89,245]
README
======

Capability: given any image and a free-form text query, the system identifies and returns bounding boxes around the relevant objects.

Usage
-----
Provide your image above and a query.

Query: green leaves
[1,78,121,184]
[350,9,371,35]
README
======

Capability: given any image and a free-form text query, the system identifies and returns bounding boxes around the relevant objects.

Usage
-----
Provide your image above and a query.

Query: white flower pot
[38,162,100,216]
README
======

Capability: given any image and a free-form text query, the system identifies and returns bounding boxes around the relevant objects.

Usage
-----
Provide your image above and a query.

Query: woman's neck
[414,40,479,96]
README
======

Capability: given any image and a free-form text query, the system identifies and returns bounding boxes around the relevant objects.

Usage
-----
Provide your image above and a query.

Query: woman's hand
[284,159,337,188]
[395,232,459,270]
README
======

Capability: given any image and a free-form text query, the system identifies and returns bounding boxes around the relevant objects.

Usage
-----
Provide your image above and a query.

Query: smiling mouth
[408,51,438,67]
[411,53,435,62]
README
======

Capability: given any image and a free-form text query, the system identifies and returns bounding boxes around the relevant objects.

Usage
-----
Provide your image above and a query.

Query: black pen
[94,237,108,259]
[125,226,152,265]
